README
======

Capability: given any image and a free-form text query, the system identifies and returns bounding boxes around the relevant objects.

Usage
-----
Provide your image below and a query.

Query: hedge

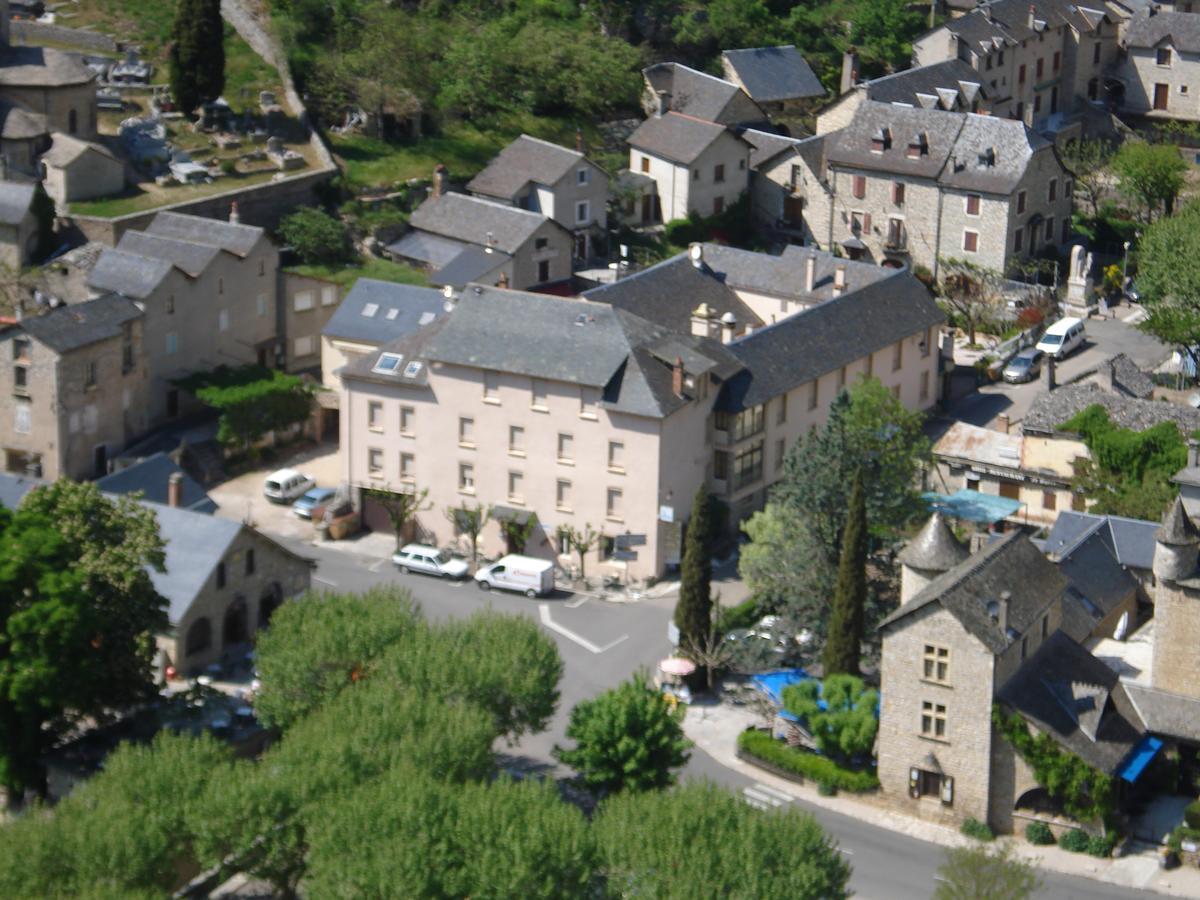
[1186,800,1200,830]
[1059,828,1090,853]
[1025,821,1055,845]
[737,730,879,793]
[961,818,994,842]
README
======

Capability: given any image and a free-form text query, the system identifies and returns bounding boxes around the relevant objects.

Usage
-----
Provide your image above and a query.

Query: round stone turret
[898,511,969,603]
[1154,496,1200,583]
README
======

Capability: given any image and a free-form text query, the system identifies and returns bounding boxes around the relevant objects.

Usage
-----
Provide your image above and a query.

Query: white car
[393,544,469,579]
[263,468,316,503]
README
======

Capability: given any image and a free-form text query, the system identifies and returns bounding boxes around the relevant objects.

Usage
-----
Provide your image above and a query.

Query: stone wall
[11,20,117,53]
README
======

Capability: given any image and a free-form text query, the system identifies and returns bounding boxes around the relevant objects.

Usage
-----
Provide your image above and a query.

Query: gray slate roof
[87,247,174,298]
[466,135,590,200]
[19,292,141,354]
[1125,9,1200,53]
[430,246,510,290]
[147,502,245,624]
[1023,382,1200,436]
[0,102,46,140]
[0,180,34,225]
[407,192,559,256]
[1055,529,1138,643]
[858,59,987,111]
[739,127,806,170]
[0,471,39,508]
[1044,510,1158,572]
[1157,496,1198,545]
[145,211,263,258]
[386,230,469,268]
[0,45,95,87]
[898,511,969,572]
[938,0,1104,56]
[997,631,1145,774]
[96,452,216,513]
[721,46,825,103]
[627,112,742,166]
[1124,683,1200,743]
[322,279,446,344]
[643,62,765,125]
[42,133,115,166]
[879,531,1066,655]
[1099,353,1155,399]
[118,229,220,278]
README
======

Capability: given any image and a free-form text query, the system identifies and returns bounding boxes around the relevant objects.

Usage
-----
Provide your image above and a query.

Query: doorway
[1155,83,1169,111]
[223,598,249,647]
[92,444,108,478]
[166,389,179,418]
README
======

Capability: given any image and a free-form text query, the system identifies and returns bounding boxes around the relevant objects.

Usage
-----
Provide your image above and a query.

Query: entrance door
[573,232,587,260]
[783,196,804,227]
[92,444,107,478]
[1155,83,1169,111]
[640,195,653,224]
[166,389,179,418]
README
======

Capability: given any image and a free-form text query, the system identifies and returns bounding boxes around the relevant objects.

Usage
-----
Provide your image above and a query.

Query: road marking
[751,783,794,804]
[743,787,785,809]
[838,848,855,857]
[537,604,628,654]
[367,558,389,573]
[313,575,338,587]
[565,594,588,609]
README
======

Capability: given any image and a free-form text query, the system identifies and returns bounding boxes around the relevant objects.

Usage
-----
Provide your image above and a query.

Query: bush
[1087,833,1119,858]
[1059,828,1091,853]
[1167,824,1200,853]
[220,158,237,175]
[817,780,837,797]
[1025,821,1055,845]
[737,730,879,793]
[961,818,994,842]
[1185,800,1200,829]
[715,598,759,635]
[278,208,352,266]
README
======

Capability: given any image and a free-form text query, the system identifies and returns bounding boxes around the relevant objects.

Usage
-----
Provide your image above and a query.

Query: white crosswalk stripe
[742,783,794,810]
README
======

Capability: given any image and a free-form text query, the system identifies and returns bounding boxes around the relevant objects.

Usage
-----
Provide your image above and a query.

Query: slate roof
[144,211,263,258]
[898,511,969,572]
[879,531,1066,655]
[0,102,45,140]
[1098,353,1155,399]
[997,631,1145,774]
[147,502,245,624]
[937,113,1050,195]
[41,133,116,167]
[19,292,141,354]
[627,112,742,166]
[0,180,33,225]
[322,279,445,344]
[86,247,174,298]
[938,0,1105,56]
[739,127,806,170]
[1125,9,1200,53]
[1124,683,1200,743]
[430,245,510,290]
[118,230,220,278]
[1055,529,1138,643]
[96,452,217,513]
[0,45,96,87]
[386,230,470,268]
[721,46,825,103]
[466,135,589,200]
[1157,495,1198,545]
[0,471,40,508]
[643,62,762,125]
[1023,382,1200,436]
[1043,511,1158,572]
[858,59,987,112]
[407,192,558,255]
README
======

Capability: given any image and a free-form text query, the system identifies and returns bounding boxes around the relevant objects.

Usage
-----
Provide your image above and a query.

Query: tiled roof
[41,133,115,166]
[643,62,763,125]
[407,192,559,255]
[1099,353,1155,399]
[430,245,510,290]
[858,59,987,111]
[86,248,173,299]
[1055,529,1138,643]
[1124,684,1200,743]
[0,45,95,87]
[721,46,825,103]
[145,211,264,258]
[938,0,1105,55]
[1043,510,1158,572]
[96,452,216,513]
[1023,382,1200,436]
[117,230,220,278]
[627,112,739,166]
[321,279,446,344]
[0,102,46,140]
[1125,9,1200,53]
[18,292,141,354]
[739,127,806,170]
[0,180,33,226]
[466,134,589,200]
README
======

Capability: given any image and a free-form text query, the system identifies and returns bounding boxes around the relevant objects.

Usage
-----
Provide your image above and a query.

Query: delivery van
[474,555,555,597]
[1035,317,1085,360]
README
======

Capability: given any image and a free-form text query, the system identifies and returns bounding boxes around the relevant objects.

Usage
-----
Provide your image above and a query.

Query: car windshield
[432,552,448,565]
[1009,359,1030,370]
[266,480,281,491]
[1041,333,1062,345]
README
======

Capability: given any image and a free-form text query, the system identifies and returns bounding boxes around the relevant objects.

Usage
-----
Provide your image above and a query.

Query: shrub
[1059,828,1091,853]
[1167,824,1200,853]
[817,780,837,797]
[220,158,237,175]
[715,598,759,635]
[1185,800,1200,829]
[1087,833,1119,858]
[737,730,879,793]
[279,208,352,265]
[961,818,994,842]
[1025,821,1055,845]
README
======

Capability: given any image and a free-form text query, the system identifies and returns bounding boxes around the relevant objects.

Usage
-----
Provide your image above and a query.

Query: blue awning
[923,489,1023,525]
[1116,735,1164,784]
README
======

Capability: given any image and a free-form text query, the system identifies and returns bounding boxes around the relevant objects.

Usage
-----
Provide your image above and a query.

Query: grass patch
[222,24,284,114]
[70,168,283,217]
[285,257,429,290]
[737,729,879,794]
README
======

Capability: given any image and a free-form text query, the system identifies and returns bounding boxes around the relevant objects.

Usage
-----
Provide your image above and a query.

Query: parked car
[292,486,335,519]
[1124,280,1141,303]
[1002,348,1044,383]
[393,544,469,579]
[1035,317,1085,360]
[474,555,555,597]
[264,468,316,503]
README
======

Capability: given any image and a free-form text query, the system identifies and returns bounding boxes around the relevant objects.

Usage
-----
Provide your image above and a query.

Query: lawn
[70,168,284,217]
[285,257,430,290]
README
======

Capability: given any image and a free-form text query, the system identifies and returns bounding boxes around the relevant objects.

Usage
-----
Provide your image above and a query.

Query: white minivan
[264,468,316,503]
[475,555,555,597]
[1035,317,1086,360]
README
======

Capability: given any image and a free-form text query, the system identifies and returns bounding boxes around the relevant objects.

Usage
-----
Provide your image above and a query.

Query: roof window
[403,361,423,378]
[372,352,404,374]
[362,303,379,317]
[385,308,399,320]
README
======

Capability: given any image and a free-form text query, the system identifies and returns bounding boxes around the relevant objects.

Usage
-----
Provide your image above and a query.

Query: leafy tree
[1060,138,1114,218]
[253,587,422,730]
[1135,199,1200,373]
[554,673,690,795]
[938,258,1006,346]
[823,468,867,676]
[364,484,431,551]
[782,674,879,760]
[674,487,713,651]
[673,0,778,60]
[168,0,225,115]
[934,841,1042,900]
[0,481,167,801]
[739,501,833,632]
[444,501,490,565]
[30,182,55,261]
[595,780,852,899]
[278,208,352,266]
[1113,140,1187,222]
[850,0,926,74]
[560,522,603,580]
[175,365,314,455]
[498,511,539,555]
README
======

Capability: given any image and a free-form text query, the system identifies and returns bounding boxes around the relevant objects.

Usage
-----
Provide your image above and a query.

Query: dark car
[292,487,335,519]
[1002,348,1043,384]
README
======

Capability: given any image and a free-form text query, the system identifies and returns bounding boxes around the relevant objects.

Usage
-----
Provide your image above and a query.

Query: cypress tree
[169,0,226,116]
[822,467,867,676]
[674,487,713,650]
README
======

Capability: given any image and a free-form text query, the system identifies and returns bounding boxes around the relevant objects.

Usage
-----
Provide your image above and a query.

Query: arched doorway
[223,597,248,648]
[259,582,283,628]
[185,617,212,656]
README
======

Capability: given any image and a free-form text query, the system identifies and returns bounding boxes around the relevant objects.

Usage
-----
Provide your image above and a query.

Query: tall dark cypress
[674,487,713,649]
[822,467,867,676]
[169,0,226,116]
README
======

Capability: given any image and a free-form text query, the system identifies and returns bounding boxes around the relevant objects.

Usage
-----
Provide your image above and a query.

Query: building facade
[1119,9,1200,120]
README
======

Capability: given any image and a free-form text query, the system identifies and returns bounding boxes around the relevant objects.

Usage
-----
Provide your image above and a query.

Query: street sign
[615,533,646,549]
[613,549,638,562]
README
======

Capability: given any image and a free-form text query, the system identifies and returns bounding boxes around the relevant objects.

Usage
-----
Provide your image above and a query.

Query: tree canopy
[1135,199,1200,369]
[278,208,353,266]
[823,468,868,676]
[783,674,879,761]
[168,0,225,115]
[174,365,314,453]
[674,486,714,651]
[934,841,1042,900]
[1113,140,1187,222]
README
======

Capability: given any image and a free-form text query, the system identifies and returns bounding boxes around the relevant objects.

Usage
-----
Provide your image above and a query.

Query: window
[579,386,598,419]
[321,286,337,307]
[68,108,76,134]
[1093,42,1101,65]
[1036,57,1044,78]
[775,438,786,472]
[892,340,903,371]
[1013,227,1023,253]
[920,370,930,401]
[400,406,414,436]
[892,181,905,205]
[166,332,178,355]
[400,452,414,481]
[216,562,226,589]
[257,294,268,317]
[733,442,764,489]
[713,450,730,480]
[641,156,650,173]
[714,163,725,183]
[14,401,30,434]
[1158,47,1172,66]
[1043,490,1057,511]
[1044,217,1054,245]
[368,400,383,430]
[218,309,230,333]
[14,363,27,390]
[538,260,551,283]
[577,168,589,186]
[962,230,979,253]
[808,378,819,410]
[851,175,866,199]
[509,425,525,455]
[458,416,474,446]
[166,295,175,315]
[1034,94,1042,113]
[608,440,625,471]
[851,211,871,235]
[921,701,947,738]
[293,291,314,312]
[777,393,787,425]
[965,193,981,216]
[1053,51,1060,72]
[245,549,255,576]
[294,336,315,357]
[575,200,590,224]
[531,379,548,409]
[556,479,572,511]
[1062,218,1070,244]
[1041,614,1049,639]
[459,463,475,493]
[508,471,524,503]
[838,366,847,389]
[218,277,224,296]
[731,405,765,441]
[923,645,950,682]
[1018,63,1026,84]
[692,168,700,181]
[259,258,266,276]
[84,360,97,389]
[986,54,993,71]
[557,432,574,462]
[12,337,29,361]
[483,371,500,403]
[1021,636,1028,660]
[606,487,623,520]
[1048,178,1057,202]
[368,448,383,476]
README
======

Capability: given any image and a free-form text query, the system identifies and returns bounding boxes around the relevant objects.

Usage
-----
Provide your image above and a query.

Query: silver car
[1003,348,1043,384]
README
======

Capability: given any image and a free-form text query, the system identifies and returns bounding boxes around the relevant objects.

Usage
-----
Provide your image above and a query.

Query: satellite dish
[1189,393,1200,409]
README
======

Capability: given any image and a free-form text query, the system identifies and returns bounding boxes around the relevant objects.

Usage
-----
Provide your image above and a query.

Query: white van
[1035,317,1085,360]
[475,555,555,597]
[264,468,316,503]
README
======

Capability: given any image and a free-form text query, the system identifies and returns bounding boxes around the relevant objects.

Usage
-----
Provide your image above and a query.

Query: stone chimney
[805,255,816,293]
[1099,358,1116,394]
[840,50,860,95]
[690,302,715,338]
[1027,4,1036,29]
[997,590,1011,634]
[229,201,239,224]
[167,472,183,508]
[655,90,670,117]
[432,163,448,199]
[1043,356,1056,392]
[833,264,847,296]
[720,311,737,344]
[672,356,684,398]
[497,271,509,289]
[1189,438,1200,469]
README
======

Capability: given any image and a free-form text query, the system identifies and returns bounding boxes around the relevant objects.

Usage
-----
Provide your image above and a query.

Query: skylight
[385,308,399,320]
[403,361,423,378]
[362,303,379,317]
[418,312,437,325]
[372,352,404,374]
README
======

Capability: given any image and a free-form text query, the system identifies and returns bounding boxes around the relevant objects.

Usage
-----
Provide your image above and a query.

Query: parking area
[207,443,342,541]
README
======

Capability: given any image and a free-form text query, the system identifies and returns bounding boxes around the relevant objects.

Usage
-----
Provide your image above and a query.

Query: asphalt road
[282,536,1157,900]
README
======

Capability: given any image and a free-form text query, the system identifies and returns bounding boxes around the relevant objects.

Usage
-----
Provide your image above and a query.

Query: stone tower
[898,511,969,604]
[1151,497,1200,699]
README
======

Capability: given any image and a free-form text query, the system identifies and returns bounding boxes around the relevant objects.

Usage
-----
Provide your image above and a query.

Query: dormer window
[1158,47,1172,67]
[870,127,891,153]
[907,134,928,159]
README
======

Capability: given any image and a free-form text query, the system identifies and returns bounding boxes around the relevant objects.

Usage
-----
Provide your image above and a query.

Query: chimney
[432,163,448,199]
[997,590,1011,634]
[998,413,1010,434]
[720,311,737,344]
[840,50,860,95]
[1189,438,1200,469]
[497,271,509,289]
[672,356,684,398]
[1100,358,1116,394]
[655,90,670,117]
[805,255,816,293]
[228,201,239,224]
[1044,356,1056,392]
[833,264,847,296]
[167,472,183,508]
[1028,4,1036,29]
[690,302,715,337]
[575,127,584,153]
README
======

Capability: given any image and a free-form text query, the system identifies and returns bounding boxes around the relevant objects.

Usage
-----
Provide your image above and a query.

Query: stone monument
[1064,243,1095,317]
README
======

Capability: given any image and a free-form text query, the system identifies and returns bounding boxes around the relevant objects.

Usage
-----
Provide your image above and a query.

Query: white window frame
[577,167,590,186]
[294,335,315,357]
[293,291,315,312]
[321,286,338,306]
[575,200,590,224]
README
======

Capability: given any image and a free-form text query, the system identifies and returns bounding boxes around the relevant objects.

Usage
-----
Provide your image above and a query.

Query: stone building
[1118,9,1200,120]
[39,132,124,208]
[640,62,766,126]
[0,178,36,269]
[720,45,826,121]
[279,270,341,373]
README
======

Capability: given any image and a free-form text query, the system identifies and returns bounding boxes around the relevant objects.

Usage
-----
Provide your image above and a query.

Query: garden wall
[11,21,118,53]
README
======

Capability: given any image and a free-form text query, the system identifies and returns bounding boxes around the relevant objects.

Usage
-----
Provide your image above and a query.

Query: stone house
[467,134,609,260]
[802,101,1072,277]
[0,101,50,177]
[641,62,766,126]
[720,45,826,121]
[388,190,573,291]
[741,129,821,237]
[1118,9,1200,120]
[0,178,36,269]
[86,209,280,423]
[0,292,147,480]
[39,132,124,208]
[279,271,341,373]
[626,111,752,222]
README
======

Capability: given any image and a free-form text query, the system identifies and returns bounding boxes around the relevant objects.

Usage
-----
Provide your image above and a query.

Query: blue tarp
[923,489,1023,525]
[751,669,811,707]
[1116,735,1164,784]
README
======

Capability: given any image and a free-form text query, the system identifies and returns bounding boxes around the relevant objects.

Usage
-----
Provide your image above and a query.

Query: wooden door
[1154,83,1169,111]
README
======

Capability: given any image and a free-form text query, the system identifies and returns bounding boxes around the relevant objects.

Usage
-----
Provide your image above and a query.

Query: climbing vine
[992,706,1115,825]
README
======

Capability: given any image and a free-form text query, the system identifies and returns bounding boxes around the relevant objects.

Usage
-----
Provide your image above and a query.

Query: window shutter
[909,767,921,799]
[941,776,955,805]
[862,212,872,232]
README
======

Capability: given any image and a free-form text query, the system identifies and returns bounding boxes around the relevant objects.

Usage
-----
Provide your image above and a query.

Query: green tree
[782,674,879,760]
[1113,140,1187,222]
[674,487,713,651]
[175,365,314,455]
[554,673,690,795]
[850,0,926,74]
[0,481,167,801]
[673,0,777,59]
[934,841,1042,900]
[278,208,352,266]
[595,780,852,899]
[364,484,431,552]
[168,0,225,115]
[1134,199,1200,373]
[823,468,867,676]
[560,522,603,580]
[938,258,1006,346]
[498,511,539,555]
[1060,138,1115,218]
[30,182,55,261]
[444,501,490,565]
[739,502,832,631]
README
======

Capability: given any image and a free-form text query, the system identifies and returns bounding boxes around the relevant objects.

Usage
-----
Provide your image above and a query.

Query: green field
[285,257,429,290]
